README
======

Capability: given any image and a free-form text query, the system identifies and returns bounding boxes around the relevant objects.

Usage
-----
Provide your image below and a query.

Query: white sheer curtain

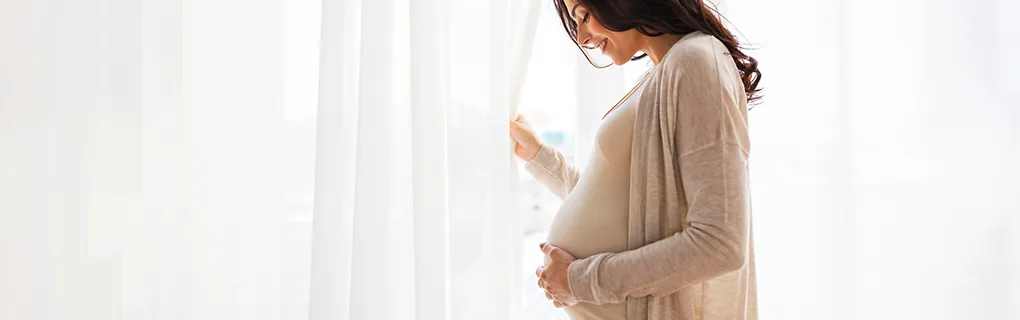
[2,0,543,318]
[309,1,542,320]
[1,0,303,318]
[723,0,1020,319]
[2,0,544,319]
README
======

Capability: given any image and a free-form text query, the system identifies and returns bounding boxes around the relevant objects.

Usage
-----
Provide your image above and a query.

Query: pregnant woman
[509,0,761,319]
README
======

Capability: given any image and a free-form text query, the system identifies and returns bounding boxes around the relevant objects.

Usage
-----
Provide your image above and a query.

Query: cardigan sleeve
[566,34,752,305]
[524,145,581,200]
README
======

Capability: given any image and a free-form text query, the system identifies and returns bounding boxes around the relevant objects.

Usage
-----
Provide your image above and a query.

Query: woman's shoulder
[645,32,750,152]
[658,32,732,80]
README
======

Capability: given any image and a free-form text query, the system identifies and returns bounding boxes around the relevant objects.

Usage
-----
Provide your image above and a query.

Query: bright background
[1,0,1017,319]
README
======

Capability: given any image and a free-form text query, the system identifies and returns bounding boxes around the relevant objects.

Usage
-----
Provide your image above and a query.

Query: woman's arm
[511,115,581,199]
[525,145,581,200]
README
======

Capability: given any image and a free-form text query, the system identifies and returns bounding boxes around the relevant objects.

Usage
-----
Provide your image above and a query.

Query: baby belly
[546,177,630,259]
[545,176,629,320]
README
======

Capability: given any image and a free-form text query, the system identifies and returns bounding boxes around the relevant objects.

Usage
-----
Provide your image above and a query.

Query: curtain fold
[409,0,452,319]
[307,0,358,318]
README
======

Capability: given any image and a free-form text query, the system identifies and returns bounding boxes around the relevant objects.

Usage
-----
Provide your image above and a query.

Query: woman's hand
[510,115,543,161]
[536,242,578,308]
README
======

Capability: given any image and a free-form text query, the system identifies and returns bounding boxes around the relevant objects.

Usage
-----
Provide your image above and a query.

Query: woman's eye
[581,13,590,23]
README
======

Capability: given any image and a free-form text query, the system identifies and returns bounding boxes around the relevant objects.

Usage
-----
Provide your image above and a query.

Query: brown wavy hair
[554,0,762,104]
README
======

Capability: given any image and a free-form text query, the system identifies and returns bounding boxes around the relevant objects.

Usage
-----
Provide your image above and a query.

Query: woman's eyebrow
[570,3,582,20]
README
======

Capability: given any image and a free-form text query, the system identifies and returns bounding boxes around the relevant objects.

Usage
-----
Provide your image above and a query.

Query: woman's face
[563,0,645,66]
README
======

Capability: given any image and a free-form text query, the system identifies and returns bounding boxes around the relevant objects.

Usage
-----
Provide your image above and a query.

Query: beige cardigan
[528,32,756,320]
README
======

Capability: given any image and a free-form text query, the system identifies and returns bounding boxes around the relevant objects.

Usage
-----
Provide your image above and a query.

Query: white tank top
[545,81,644,320]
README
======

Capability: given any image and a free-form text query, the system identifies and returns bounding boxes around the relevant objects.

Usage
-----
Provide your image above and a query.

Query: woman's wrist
[527,144,545,162]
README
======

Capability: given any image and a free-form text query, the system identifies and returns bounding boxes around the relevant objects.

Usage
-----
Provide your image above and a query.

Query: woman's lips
[598,39,608,54]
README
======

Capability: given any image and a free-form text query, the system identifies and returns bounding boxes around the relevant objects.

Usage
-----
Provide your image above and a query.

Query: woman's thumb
[547,245,574,261]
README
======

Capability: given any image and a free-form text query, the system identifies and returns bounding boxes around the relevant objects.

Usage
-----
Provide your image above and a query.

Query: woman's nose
[575,27,592,47]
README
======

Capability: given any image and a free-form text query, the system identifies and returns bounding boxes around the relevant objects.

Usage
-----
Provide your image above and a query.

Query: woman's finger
[553,300,563,308]
[509,121,530,142]
[509,121,521,137]
[548,246,575,261]
[534,265,544,278]
[545,291,553,300]
[540,243,554,255]
[550,247,568,260]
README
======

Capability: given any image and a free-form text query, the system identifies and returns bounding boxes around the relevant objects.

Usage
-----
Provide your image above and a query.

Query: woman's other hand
[510,115,543,161]
[536,242,578,308]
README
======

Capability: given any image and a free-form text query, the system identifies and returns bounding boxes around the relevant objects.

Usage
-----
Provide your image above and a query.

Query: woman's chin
[603,50,629,66]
